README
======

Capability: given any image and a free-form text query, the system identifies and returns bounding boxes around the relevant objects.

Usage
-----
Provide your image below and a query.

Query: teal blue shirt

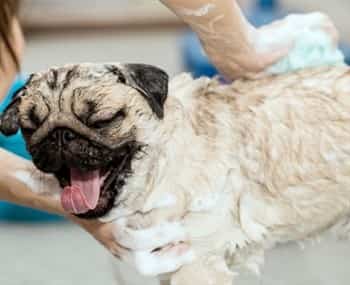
[0,76,31,159]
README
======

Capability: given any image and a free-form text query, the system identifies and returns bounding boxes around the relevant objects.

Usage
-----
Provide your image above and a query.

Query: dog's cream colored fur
[106,65,350,285]
[9,64,350,285]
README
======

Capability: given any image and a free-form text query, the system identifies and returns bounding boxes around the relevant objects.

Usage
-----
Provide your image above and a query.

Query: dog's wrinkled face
[0,63,169,218]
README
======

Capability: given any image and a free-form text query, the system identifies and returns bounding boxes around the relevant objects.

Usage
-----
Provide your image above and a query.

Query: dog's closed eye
[88,109,126,129]
[29,107,42,128]
[21,106,46,135]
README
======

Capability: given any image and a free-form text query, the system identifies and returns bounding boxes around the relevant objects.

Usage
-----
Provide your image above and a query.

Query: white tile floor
[0,222,115,285]
[2,24,350,285]
[2,222,350,285]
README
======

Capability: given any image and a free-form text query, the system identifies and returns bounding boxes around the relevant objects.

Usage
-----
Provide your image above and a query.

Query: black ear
[123,64,169,119]
[0,85,26,136]
[0,97,21,136]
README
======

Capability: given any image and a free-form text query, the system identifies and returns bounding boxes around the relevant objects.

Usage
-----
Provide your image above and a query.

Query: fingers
[232,12,340,79]
[70,217,128,258]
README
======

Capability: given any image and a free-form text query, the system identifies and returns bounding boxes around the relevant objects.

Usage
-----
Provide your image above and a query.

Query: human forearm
[161,1,340,80]
[161,0,253,52]
[161,0,252,36]
[0,176,63,214]
[0,148,63,214]
[0,148,126,256]
[160,0,261,77]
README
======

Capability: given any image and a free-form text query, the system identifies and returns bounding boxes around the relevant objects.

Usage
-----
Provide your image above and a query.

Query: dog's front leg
[113,190,195,277]
[125,190,188,230]
[170,255,235,285]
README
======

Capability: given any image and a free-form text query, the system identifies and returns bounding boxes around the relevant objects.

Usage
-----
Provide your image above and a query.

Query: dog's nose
[49,128,77,145]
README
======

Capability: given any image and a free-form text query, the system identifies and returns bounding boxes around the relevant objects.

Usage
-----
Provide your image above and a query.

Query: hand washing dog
[2,63,350,285]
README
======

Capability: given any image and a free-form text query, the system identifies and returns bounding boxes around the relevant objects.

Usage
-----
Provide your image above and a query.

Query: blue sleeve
[0,76,31,160]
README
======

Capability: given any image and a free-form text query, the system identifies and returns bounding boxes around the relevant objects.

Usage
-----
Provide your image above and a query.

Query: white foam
[143,193,177,212]
[126,248,195,276]
[189,191,221,212]
[114,219,195,276]
[260,13,345,74]
[13,170,41,192]
[114,219,187,251]
[151,193,177,209]
[178,4,215,17]
[13,169,61,197]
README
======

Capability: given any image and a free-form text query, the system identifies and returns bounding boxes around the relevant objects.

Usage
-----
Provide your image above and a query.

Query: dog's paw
[113,219,195,276]
[114,219,187,250]
[124,243,195,276]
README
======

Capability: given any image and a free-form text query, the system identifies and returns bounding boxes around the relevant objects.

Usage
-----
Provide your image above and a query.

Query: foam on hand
[262,13,345,75]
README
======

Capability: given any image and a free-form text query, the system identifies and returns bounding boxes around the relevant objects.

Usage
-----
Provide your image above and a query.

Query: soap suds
[259,13,345,74]
[142,192,178,212]
[151,193,177,209]
[178,4,215,17]
[127,247,195,276]
[13,170,41,192]
[267,30,344,74]
[13,169,60,197]
[114,219,187,251]
[190,191,221,212]
[116,220,195,276]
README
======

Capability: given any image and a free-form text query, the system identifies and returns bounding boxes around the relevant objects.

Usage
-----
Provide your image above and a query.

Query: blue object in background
[181,0,350,78]
[0,77,31,160]
[0,76,64,222]
[247,0,287,26]
[181,32,218,78]
[340,43,350,65]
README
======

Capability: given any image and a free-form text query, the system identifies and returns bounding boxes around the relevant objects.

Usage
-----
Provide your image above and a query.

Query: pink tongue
[61,169,101,214]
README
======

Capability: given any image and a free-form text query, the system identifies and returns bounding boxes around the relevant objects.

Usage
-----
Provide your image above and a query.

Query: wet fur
[111,65,350,284]
[3,64,350,284]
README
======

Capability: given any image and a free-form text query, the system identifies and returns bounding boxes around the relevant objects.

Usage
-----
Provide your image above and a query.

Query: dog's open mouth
[60,168,110,215]
[54,144,138,219]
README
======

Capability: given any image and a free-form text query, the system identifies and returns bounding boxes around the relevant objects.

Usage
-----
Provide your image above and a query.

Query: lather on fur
[2,63,350,285]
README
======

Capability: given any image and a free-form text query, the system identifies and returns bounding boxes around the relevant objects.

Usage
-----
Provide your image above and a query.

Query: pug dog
[2,63,350,285]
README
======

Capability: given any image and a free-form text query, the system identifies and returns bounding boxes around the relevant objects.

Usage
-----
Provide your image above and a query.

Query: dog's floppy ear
[122,64,169,119]
[0,86,26,136]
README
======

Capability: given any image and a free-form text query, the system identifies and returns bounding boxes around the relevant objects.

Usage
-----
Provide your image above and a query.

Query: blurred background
[1,0,350,284]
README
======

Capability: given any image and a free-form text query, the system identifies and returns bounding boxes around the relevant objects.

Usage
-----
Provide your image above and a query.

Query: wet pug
[2,63,350,285]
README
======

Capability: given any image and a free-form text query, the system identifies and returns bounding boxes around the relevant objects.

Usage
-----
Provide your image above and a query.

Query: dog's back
[167,66,350,247]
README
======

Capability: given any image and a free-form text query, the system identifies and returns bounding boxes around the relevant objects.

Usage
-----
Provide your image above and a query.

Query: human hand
[70,217,127,257]
[205,12,340,80]
[0,148,127,257]
[161,0,339,80]
[161,0,290,80]
[246,12,340,78]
